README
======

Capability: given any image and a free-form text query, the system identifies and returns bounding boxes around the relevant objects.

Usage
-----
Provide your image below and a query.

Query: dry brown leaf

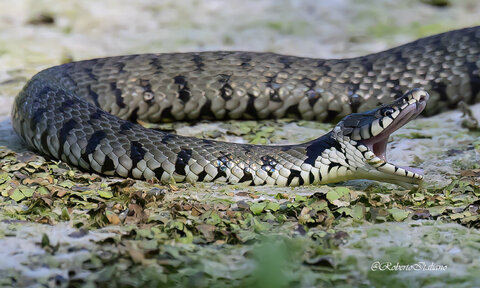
[106,211,121,225]
[197,224,216,242]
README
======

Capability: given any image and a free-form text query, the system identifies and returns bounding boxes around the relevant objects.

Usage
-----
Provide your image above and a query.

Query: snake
[10,26,480,187]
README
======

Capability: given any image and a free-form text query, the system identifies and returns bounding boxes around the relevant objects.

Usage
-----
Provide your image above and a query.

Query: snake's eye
[381,107,395,117]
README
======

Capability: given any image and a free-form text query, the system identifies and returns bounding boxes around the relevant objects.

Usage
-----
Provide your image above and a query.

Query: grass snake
[11,26,480,187]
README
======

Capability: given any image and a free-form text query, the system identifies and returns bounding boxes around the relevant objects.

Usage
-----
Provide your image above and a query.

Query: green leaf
[250,202,266,215]
[98,190,113,199]
[337,207,352,216]
[41,233,50,247]
[326,190,340,202]
[59,180,74,188]
[19,186,35,197]
[0,183,10,196]
[36,186,50,195]
[334,187,350,196]
[206,211,222,225]
[251,216,266,232]
[61,207,70,221]
[274,193,289,200]
[450,213,464,220]
[172,221,184,230]
[427,206,446,216]
[352,204,365,220]
[28,161,43,169]
[10,188,25,202]
[389,208,410,221]
[265,202,280,212]
[0,172,9,184]
[294,195,307,202]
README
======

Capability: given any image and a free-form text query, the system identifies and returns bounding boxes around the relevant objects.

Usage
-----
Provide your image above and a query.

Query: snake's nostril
[419,91,430,103]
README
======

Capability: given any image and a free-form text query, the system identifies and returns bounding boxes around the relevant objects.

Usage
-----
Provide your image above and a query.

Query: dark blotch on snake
[328,162,342,173]
[58,119,78,158]
[465,61,480,104]
[113,62,125,73]
[84,68,98,81]
[212,169,227,181]
[303,78,319,107]
[304,132,340,166]
[239,170,253,183]
[309,171,315,184]
[60,99,74,110]
[160,106,174,120]
[287,169,303,186]
[392,50,410,66]
[359,57,374,72]
[245,93,258,118]
[285,104,301,117]
[324,110,341,123]
[40,131,49,150]
[219,74,233,101]
[260,155,277,167]
[30,108,47,131]
[431,81,449,103]
[87,85,100,107]
[89,109,103,120]
[63,72,77,87]
[154,167,165,180]
[386,79,403,97]
[150,57,163,71]
[192,54,205,71]
[278,56,293,69]
[307,90,321,107]
[240,53,252,67]
[81,130,106,163]
[197,171,208,182]
[102,155,115,172]
[130,141,146,170]
[175,149,192,175]
[174,75,191,103]
[127,107,139,123]
[199,99,217,119]
[110,82,126,108]
[120,121,134,132]
[88,109,103,125]
[161,134,175,144]
[265,76,282,103]
[349,93,362,113]
[139,79,154,104]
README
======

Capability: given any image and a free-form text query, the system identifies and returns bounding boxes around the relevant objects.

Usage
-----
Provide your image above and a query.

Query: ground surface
[0,0,479,287]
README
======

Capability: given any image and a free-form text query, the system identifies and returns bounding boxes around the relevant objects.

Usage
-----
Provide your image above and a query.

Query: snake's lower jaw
[355,166,424,189]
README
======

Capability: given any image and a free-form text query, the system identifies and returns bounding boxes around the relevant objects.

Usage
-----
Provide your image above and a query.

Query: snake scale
[11,26,480,187]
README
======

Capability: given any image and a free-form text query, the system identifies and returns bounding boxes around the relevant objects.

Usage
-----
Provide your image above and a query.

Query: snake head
[333,88,429,188]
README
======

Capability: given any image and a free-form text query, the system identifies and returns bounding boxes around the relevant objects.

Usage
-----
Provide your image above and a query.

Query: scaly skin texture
[11,27,479,186]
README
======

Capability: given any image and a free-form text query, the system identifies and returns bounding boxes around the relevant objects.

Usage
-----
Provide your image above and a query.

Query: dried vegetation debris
[0,132,480,286]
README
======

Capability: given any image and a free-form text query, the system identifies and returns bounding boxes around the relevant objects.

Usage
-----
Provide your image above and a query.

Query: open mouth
[359,91,429,179]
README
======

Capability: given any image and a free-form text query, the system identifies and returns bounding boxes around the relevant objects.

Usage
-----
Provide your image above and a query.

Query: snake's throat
[360,98,428,176]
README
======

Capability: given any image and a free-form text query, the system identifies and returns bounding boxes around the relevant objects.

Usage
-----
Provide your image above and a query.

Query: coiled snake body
[11,27,480,187]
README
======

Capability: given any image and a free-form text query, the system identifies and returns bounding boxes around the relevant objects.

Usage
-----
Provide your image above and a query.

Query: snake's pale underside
[11,26,480,187]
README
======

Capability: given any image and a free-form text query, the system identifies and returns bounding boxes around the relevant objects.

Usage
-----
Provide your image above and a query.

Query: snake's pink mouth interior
[360,99,428,176]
